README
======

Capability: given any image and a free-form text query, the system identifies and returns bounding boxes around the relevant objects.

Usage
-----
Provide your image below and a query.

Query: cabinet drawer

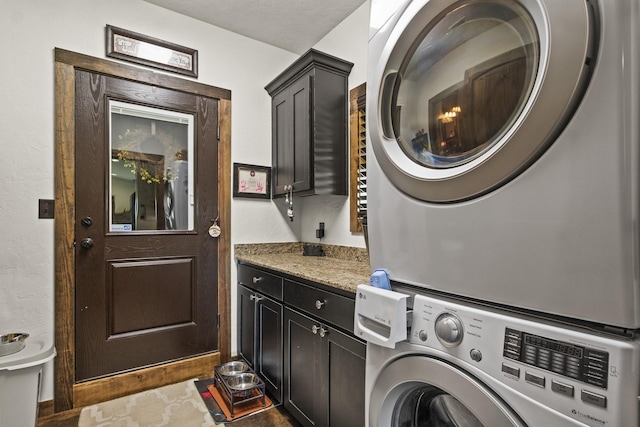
[284,280,354,331]
[238,264,283,300]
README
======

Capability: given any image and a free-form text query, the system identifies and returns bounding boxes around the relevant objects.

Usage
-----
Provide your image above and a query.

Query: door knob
[80,238,95,249]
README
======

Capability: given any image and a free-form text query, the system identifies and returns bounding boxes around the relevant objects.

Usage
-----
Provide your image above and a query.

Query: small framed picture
[106,25,198,77]
[233,163,271,199]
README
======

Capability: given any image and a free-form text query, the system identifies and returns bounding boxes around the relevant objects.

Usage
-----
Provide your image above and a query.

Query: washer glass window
[394,385,483,426]
[391,0,539,169]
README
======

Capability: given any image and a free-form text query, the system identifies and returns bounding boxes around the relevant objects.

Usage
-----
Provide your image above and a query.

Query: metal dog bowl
[0,333,29,357]
[217,360,249,376]
[227,372,260,396]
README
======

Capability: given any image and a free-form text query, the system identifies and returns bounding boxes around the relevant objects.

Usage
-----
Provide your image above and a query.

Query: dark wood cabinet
[265,49,353,197]
[237,266,283,403]
[283,279,366,427]
[237,262,365,425]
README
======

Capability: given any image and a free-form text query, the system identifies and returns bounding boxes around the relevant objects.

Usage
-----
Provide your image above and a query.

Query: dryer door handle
[380,72,400,139]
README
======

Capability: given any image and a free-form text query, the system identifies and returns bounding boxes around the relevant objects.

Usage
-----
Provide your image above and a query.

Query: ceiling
[143,0,367,54]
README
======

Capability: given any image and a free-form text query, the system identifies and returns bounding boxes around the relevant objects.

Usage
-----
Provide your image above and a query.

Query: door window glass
[109,101,194,232]
[392,0,539,168]
[393,385,483,426]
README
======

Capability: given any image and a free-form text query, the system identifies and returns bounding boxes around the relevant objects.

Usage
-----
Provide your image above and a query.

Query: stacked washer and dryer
[355,0,640,425]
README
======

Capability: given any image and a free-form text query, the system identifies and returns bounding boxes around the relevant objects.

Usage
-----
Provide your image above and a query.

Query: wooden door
[74,69,219,381]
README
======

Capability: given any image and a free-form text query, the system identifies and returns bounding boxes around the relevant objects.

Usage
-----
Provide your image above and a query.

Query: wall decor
[106,25,198,77]
[233,163,271,199]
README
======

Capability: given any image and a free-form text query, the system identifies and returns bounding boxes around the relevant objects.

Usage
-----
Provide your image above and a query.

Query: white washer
[367,0,640,328]
[363,291,640,427]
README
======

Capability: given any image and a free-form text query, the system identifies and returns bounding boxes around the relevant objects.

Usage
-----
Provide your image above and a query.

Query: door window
[109,101,194,232]
[393,385,483,426]
[390,0,539,169]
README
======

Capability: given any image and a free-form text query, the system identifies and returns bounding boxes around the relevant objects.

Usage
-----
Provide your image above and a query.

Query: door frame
[53,48,232,412]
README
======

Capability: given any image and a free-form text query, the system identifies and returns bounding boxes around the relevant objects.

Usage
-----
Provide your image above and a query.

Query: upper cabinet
[265,49,353,197]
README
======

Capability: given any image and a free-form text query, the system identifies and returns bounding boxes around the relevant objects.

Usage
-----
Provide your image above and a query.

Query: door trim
[54,48,232,412]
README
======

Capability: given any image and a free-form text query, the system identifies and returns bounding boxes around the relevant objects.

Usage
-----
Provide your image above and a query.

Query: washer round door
[369,0,596,202]
[370,356,525,426]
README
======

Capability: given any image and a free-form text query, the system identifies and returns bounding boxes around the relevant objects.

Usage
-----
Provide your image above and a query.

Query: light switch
[38,199,55,219]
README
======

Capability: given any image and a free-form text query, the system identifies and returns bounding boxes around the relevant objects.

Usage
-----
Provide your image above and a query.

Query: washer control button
[418,330,428,342]
[434,313,463,347]
[470,348,482,362]
[501,363,520,378]
[551,380,575,397]
[581,390,607,408]
[525,371,545,388]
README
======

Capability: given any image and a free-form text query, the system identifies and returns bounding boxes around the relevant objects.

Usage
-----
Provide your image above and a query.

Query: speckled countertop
[235,243,371,294]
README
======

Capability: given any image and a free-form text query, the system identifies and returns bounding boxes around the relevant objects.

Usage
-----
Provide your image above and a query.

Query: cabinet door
[256,296,283,403]
[237,284,256,368]
[322,328,366,427]
[284,308,322,427]
[272,75,312,196]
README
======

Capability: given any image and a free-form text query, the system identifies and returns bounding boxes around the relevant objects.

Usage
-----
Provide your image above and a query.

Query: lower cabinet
[237,268,284,403]
[284,308,366,427]
[237,262,365,426]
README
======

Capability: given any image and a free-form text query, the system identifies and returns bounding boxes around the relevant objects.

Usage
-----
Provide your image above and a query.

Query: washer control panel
[503,328,609,389]
[408,292,640,427]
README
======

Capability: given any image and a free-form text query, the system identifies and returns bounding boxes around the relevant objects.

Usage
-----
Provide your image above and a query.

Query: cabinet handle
[315,300,326,310]
[311,325,328,337]
[249,293,263,302]
[252,276,263,284]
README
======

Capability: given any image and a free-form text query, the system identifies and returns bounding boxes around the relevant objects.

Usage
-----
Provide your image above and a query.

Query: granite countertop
[235,243,371,294]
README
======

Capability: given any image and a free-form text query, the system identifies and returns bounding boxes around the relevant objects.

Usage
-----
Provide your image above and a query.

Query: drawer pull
[315,299,326,310]
[252,276,263,284]
[312,325,320,335]
[249,294,263,302]
[319,327,328,338]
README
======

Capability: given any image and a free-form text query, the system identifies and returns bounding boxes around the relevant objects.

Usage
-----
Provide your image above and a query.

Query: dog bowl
[227,372,261,396]
[0,333,29,357]
[217,360,249,376]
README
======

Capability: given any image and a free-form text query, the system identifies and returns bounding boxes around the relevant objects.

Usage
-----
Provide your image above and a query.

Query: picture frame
[233,163,271,199]
[106,25,198,77]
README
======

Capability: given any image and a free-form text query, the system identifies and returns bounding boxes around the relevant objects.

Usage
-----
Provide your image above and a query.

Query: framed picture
[106,25,198,77]
[233,163,271,199]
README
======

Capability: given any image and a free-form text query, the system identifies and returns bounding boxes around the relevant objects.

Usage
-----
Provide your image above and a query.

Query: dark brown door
[74,69,219,381]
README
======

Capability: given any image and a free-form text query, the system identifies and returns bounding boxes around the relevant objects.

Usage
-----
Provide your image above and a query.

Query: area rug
[78,379,218,426]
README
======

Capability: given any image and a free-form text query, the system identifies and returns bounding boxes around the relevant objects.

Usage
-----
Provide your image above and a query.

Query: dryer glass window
[391,0,539,169]
[393,385,483,426]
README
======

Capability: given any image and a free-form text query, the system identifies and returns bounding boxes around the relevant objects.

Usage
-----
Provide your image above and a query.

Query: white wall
[0,0,369,403]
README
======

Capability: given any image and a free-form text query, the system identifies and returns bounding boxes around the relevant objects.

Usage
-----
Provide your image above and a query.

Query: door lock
[80,238,95,249]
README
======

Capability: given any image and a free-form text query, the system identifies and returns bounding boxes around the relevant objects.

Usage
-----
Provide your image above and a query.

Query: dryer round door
[369,0,596,202]
[370,356,525,426]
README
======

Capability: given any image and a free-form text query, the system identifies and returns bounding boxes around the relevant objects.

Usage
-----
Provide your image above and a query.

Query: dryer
[367,0,640,329]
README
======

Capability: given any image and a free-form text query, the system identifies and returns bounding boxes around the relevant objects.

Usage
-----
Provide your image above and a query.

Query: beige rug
[78,379,218,427]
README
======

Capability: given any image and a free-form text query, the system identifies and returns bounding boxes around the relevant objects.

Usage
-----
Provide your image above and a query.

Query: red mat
[207,383,273,421]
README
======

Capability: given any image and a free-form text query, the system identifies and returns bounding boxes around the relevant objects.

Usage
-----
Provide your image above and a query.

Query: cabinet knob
[315,300,326,310]
[311,325,328,337]
[252,276,263,284]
